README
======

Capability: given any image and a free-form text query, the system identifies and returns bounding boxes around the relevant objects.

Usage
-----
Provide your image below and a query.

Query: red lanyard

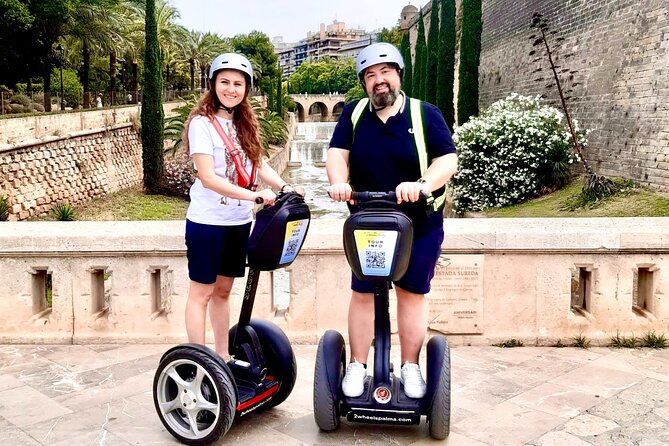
[209,116,257,190]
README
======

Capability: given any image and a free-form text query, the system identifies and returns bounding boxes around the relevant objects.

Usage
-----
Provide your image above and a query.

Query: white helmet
[208,52,254,88]
[356,42,404,79]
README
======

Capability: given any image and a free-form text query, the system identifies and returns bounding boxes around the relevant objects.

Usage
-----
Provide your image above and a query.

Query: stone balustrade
[1,217,667,346]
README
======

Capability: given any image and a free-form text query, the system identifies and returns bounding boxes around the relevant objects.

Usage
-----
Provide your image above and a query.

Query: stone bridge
[289,94,346,122]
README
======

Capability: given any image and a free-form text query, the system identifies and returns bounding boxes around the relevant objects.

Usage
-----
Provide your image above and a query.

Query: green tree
[287,58,357,95]
[345,83,366,103]
[141,0,164,194]
[414,7,427,100]
[377,26,403,48]
[0,0,36,87]
[425,1,440,104]
[184,30,229,90]
[399,30,413,97]
[458,0,482,124]
[231,31,278,95]
[27,0,80,111]
[50,67,83,107]
[276,66,283,116]
[436,0,456,130]
[69,0,123,107]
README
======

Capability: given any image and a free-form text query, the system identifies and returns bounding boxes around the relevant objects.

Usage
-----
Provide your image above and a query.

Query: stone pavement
[0,343,668,445]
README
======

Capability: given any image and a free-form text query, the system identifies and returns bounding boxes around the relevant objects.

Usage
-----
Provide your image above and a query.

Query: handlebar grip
[350,191,397,202]
[255,197,264,204]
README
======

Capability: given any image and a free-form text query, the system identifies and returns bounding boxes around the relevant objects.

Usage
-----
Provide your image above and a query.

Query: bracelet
[280,183,292,192]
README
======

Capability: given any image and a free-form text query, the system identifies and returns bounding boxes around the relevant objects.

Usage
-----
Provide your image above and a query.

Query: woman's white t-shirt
[186,115,255,226]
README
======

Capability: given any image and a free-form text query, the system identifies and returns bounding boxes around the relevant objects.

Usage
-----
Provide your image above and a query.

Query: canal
[283,121,348,219]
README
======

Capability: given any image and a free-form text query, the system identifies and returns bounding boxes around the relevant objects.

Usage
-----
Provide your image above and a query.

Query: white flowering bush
[452,93,584,212]
[159,154,195,198]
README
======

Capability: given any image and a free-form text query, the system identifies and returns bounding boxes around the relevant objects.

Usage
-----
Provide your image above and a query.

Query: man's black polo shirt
[329,94,456,233]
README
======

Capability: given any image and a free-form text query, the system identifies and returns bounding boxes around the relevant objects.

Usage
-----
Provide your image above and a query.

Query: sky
[168,0,422,43]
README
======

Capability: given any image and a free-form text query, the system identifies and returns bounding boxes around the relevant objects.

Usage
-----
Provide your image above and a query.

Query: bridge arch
[290,94,346,122]
[308,102,329,121]
[332,101,345,119]
[294,102,306,122]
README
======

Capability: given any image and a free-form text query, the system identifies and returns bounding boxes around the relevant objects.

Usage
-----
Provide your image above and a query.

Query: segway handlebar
[349,191,431,204]
[350,191,397,203]
[254,191,302,204]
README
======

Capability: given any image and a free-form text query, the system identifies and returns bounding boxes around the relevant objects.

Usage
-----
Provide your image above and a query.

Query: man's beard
[371,83,399,109]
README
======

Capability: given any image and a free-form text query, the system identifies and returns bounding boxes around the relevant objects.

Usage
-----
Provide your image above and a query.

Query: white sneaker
[400,362,426,399]
[342,360,366,397]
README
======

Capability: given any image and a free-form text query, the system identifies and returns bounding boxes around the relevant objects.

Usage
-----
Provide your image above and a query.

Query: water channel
[283,122,349,219]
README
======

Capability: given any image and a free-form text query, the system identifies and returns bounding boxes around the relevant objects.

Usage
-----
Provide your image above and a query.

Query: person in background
[182,52,303,359]
[326,42,458,399]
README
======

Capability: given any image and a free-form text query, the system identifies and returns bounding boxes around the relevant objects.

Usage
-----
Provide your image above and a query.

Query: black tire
[153,346,236,446]
[426,335,451,440]
[313,330,346,431]
[229,319,297,410]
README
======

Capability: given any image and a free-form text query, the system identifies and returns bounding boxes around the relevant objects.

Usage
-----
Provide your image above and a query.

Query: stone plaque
[428,254,484,334]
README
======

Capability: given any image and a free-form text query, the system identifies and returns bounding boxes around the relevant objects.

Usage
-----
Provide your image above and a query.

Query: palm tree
[70,0,125,107]
[189,32,230,90]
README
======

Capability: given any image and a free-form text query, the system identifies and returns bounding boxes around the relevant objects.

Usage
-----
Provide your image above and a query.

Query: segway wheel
[229,319,297,410]
[426,335,451,440]
[313,330,346,431]
[153,347,236,445]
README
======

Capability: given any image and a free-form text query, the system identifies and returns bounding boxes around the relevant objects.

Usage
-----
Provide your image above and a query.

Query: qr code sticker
[365,250,386,269]
[285,239,299,257]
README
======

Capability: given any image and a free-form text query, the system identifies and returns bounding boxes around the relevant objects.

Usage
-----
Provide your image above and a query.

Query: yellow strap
[409,98,428,175]
[351,96,443,212]
[351,98,369,130]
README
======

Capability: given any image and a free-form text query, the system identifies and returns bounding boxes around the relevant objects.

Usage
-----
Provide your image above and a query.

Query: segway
[313,191,450,439]
[153,192,311,445]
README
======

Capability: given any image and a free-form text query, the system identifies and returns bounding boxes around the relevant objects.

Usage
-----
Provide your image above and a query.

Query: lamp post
[56,43,65,111]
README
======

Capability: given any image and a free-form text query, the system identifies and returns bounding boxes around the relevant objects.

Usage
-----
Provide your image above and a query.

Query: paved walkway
[0,343,668,445]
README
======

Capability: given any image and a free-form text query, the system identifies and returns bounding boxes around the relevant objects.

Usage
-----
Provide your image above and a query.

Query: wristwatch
[416,178,431,196]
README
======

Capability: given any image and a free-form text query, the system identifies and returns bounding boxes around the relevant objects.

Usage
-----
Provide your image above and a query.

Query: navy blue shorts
[351,225,444,295]
[185,219,252,284]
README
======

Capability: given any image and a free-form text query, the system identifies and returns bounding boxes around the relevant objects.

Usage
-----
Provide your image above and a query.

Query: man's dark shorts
[185,219,252,284]
[351,225,444,295]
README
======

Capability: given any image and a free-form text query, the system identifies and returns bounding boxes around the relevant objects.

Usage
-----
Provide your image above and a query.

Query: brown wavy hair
[182,76,263,166]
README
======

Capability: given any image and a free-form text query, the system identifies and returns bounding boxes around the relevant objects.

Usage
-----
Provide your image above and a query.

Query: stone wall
[403,0,669,190]
[0,125,142,220]
[0,218,667,345]
[479,0,669,189]
[0,103,292,222]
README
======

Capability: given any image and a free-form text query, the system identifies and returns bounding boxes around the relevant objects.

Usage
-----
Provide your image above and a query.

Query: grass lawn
[34,185,189,221]
[30,177,669,221]
[483,178,669,218]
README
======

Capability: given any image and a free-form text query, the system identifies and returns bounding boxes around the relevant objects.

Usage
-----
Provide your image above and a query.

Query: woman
[182,52,303,360]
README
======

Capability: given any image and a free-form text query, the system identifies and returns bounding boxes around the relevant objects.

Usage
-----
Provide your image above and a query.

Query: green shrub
[10,94,31,108]
[50,68,84,109]
[159,154,195,198]
[640,331,667,349]
[164,94,198,157]
[492,339,523,348]
[452,93,583,212]
[53,203,76,221]
[573,334,591,349]
[0,195,9,221]
[609,331,640,348]
[9,103,25,113]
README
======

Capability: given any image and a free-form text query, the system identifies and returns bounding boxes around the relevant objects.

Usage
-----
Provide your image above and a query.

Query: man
[326,42,458,399]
